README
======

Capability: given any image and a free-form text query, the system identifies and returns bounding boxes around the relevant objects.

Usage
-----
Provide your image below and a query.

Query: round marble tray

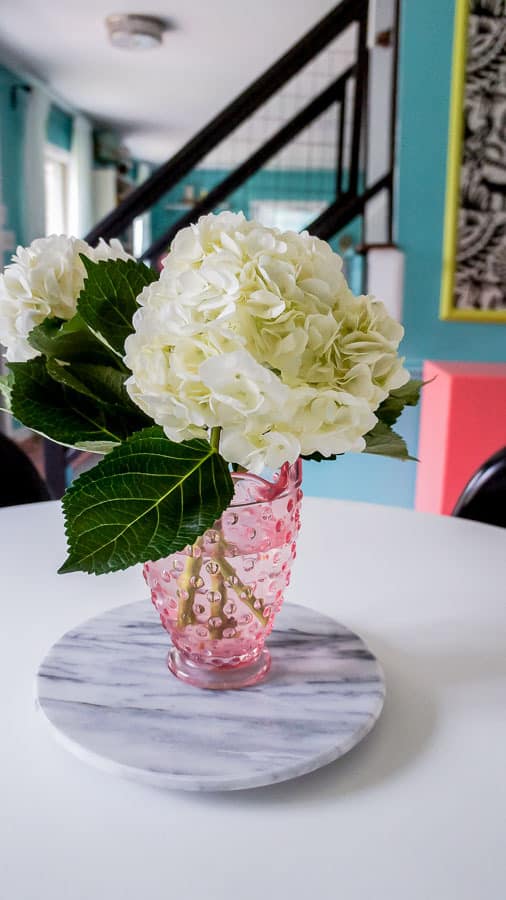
[36,600,385,791]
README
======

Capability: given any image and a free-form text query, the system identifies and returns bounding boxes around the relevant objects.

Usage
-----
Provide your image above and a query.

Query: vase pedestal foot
[167,648,271,690]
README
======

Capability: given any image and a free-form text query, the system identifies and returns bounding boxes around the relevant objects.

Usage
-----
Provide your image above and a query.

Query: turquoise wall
[397,0,506,367]
[335,0,502,509]
[307,0,493,506]
[0,66,27,260]
[303,375,420,506]
[47,104,73,152]
[0,65,74,261]
[310,0,505,507]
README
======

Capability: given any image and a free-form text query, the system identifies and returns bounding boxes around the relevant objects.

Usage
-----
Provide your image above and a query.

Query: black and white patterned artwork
[455,0,506,311]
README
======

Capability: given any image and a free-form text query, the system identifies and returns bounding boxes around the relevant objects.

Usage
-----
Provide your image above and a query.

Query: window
[44,145,70,236]
[249,200,327,233]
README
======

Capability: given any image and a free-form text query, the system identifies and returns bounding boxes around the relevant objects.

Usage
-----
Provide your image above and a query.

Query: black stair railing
[141,63,358,261]
[85,0,371,253]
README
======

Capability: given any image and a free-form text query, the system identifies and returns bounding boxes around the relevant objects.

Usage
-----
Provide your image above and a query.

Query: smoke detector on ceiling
[106,14,168,50]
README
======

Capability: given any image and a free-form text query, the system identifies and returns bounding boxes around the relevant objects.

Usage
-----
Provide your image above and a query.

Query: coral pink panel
[415,361,506,515]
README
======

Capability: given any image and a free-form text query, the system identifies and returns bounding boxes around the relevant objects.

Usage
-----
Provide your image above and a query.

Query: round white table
[1,498,505,900]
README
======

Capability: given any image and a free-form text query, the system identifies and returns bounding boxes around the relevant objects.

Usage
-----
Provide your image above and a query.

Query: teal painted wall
[345,0,504,509]
[323,0,506,510]
[0,66,27,260]
[0,65,74,260]
[397,0,506,366]
[303,401,420,506]
[47,104,73,151]
[311,0,506,507]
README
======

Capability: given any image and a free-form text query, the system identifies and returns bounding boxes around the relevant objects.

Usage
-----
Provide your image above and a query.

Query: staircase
[86,0,399,265]
[45,0,400,496]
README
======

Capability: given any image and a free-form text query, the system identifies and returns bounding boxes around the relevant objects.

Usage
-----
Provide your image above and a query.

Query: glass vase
[144,458,303,689]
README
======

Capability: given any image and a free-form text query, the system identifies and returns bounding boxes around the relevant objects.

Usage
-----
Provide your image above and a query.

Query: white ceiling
[0,0,355,164]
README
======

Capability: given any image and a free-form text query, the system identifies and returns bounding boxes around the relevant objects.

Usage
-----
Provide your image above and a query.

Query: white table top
[1,497,505,900]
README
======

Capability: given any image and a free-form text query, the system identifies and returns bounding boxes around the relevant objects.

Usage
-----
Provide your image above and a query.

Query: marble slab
[36,601,385,791]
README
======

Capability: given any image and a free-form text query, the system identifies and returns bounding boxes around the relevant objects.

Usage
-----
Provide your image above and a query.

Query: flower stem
[175,525,268,634]
[208,568,228,639]
[210,426,221,453]
[176,539,204,628]
[216,552,268,627]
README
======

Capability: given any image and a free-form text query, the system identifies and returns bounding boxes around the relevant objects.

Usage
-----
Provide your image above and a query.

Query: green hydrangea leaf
[73,440,122,454]
[375,378,423,428]
[77,257,157,357]
[45,357,145,413]
[364,421,417,461]
[8,357,144,451]
[59,427,234,575]
[28,316,120,367]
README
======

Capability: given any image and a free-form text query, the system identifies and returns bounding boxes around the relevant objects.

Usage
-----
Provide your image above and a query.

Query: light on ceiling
[106,14,167,50]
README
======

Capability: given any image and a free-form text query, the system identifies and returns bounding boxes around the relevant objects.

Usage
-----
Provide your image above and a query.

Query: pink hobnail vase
[144,458,303,689]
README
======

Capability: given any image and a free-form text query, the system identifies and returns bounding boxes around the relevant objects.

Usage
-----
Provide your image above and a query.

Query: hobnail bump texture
[144,459,303,689]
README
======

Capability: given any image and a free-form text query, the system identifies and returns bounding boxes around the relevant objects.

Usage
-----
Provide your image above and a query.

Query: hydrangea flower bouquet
[0,213,420,688]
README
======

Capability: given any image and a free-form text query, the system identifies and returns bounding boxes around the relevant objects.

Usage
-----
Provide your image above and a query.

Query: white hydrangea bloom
[0,235,131,362]
[124,211,409,471]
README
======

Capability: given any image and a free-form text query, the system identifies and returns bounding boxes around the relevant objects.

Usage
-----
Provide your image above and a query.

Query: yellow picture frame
[440,0,506,323]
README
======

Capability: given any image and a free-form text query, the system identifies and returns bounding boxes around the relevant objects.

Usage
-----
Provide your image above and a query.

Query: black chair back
[452,446,506,528]
[0,432,51,507]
